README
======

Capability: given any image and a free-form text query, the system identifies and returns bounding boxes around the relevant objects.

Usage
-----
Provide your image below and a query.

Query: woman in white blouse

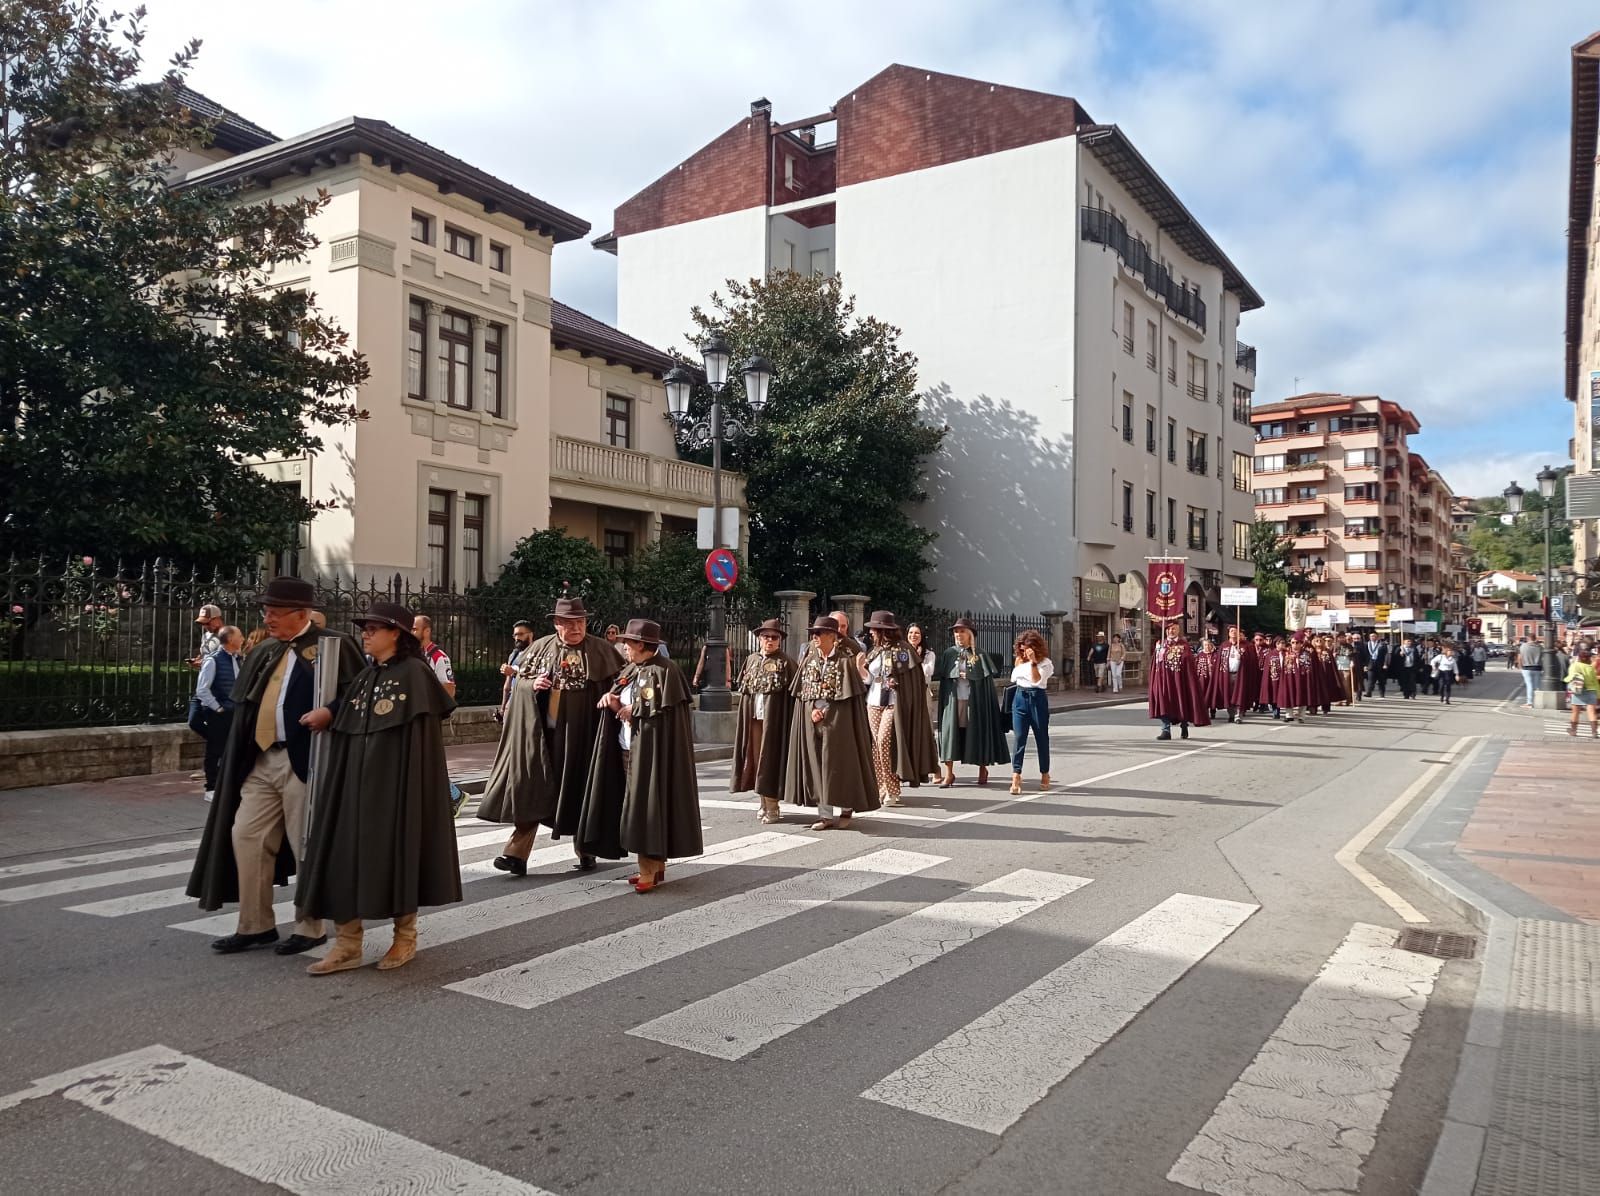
[1008,629,1053,794]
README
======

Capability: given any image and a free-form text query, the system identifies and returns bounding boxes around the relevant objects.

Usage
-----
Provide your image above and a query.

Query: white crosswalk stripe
[860,892,1257,1133]
[314,830,819,966]
[0,837,201,881]
[66,824,519,918]
[629,868,1090,1060]
[0,859,195,904]
[1167,922,1442,1195]
[447,847,948,1011]
[1,1044,555,1194]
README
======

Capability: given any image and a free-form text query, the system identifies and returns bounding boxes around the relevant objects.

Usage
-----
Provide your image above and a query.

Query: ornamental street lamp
[663,337,774,713]
[1504,470,1562,704]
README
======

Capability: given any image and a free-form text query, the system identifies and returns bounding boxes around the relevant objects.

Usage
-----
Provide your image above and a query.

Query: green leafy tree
[0,1,367,567]
[679,272,946,611]
[615,531,761,608]
[1245,518,1292,633]
[1462,478,1572,573]
[475,527,613,608]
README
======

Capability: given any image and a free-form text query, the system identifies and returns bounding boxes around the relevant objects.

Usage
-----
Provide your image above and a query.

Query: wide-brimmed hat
[254,576,323,610]
[863,610,900,632]
[950,617,976,634]
[808,616,842,636]
[550,596,590,620]
[617,617,662,645]
[352,601,416,636]
[753,618,786,639]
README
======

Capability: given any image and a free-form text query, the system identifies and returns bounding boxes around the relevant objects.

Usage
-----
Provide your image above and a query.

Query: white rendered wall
[835,138,1080,612]
[615,207,769,355]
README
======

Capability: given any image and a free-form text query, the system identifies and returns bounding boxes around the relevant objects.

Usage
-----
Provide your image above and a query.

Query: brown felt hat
[550,596,590,620]
[352,601,416,635]
[950,617,976,633]
[617,617,662,645]
[808,616,842,636]
[753,618,786,639]
[863,610,900,632]
[254,576,323,610]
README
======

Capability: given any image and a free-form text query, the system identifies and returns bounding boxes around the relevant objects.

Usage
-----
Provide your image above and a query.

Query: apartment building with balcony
[1565,32,1600,599]
[595,66,1262,635]
[171,94,741,587]
[1251,394,1462,625]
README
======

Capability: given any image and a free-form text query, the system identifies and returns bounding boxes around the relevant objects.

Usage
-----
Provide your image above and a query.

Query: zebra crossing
[1543,717,1600,737]
[1,811,1456,1194]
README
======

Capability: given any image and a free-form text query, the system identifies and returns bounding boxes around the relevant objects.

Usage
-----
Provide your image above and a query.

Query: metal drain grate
[1395,929,1477,959]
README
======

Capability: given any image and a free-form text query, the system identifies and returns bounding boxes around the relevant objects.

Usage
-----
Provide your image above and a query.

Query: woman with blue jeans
[1008,629,1053,794]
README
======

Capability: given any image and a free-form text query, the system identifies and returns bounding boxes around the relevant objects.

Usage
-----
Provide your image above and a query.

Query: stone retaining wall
[0,707,504,792]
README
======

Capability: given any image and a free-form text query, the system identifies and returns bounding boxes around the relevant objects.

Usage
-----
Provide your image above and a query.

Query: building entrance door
[1078,614,1111,688]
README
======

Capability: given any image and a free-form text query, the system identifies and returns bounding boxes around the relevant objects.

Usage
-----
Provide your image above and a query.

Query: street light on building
[1504,470,1562,706]
[663,337,774,713]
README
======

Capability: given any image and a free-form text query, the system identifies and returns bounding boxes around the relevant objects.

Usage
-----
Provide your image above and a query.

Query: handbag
[1000,683,1018,714]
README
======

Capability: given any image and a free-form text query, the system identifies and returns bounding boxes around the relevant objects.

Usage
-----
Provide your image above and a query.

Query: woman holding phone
[1008,628,1053,794]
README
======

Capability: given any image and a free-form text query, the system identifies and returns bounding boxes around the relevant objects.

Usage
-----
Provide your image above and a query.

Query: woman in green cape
[934,618,1010,786]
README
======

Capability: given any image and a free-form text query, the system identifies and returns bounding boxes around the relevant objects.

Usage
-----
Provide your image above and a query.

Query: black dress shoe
[1180,726,1190,739]
[493,855,527,877]
[571,855,597,872]
[274,933,328,956]
[210,929,279,954]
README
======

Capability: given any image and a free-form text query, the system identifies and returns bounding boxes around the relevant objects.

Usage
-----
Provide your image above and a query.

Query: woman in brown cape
[297,603,461,975]
[578,619,702,893]
[783,616,879,830]
[730,618,798,824]
[857,611,940,806]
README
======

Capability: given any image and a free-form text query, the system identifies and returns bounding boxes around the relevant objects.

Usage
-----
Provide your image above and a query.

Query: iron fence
[0,557,758,731]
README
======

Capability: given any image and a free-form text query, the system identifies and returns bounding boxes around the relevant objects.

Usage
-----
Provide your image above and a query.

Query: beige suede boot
[306,920,364,975]
[377,913,418,971]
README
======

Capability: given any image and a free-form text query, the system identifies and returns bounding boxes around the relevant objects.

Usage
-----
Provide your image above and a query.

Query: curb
[1385,737,1514,1196]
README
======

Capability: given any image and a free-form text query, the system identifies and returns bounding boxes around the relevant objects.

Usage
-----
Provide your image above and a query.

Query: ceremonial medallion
[375,698,395,715]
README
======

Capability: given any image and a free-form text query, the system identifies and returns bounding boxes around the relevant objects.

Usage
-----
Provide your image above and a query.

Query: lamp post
[1504,469,1562,704]
[663,336,774,714]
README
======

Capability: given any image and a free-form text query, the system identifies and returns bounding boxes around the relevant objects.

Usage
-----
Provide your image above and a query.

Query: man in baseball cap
[190,604,224,668]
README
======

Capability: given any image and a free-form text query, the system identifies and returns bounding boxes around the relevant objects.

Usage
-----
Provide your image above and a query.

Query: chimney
[798,125,815,146]
[750,97,772,118]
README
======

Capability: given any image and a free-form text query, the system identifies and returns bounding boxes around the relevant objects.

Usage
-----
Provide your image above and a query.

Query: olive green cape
[934,645,1011,765]
[296,655,461,922]
[730,650,799,797]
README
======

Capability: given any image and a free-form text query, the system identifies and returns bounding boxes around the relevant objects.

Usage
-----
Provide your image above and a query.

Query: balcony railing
[1235,342,1257,373]
[550,434,745,508]
[1147,520,1158,539]
[1187,533,1209,551]
[1081,207,1208,331]
[1122,425,1134,443]
[1187,380,1209,401]
[1122,515,1135,532]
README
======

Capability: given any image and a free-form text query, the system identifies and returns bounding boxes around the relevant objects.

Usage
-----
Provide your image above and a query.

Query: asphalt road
[0,676,1518,1195]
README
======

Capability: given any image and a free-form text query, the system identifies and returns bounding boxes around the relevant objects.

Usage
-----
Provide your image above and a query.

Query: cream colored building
[172,93,740,586]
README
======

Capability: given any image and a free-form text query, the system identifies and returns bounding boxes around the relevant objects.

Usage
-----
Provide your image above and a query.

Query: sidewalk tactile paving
[1476,918,1600,1195]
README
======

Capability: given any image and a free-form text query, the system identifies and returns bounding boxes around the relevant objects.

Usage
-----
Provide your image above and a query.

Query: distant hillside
[1457,478,1573,573]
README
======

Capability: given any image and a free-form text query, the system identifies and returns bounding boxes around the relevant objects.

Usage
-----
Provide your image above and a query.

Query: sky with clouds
[131,0,1594,498]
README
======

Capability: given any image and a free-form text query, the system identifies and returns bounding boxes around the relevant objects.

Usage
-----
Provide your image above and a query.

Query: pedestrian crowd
[181,579,1600,976]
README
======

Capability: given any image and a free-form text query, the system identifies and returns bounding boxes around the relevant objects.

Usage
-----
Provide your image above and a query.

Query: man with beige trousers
[186,577,365,956]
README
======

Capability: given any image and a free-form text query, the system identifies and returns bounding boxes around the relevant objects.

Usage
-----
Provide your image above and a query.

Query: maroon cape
[1148,638,1213,726]
[1220,641,1260,709]
[1258,647,1284,706]
[1281,644,1317,708]
[1194,648,1222,713]
[1316,651,1341,709]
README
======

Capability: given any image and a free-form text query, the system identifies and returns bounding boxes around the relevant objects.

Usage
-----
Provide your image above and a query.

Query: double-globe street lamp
[662,334,774,714]
[1502,465,1562,704]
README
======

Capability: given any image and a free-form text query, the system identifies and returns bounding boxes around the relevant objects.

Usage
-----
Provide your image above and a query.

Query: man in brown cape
[577,619,702,892]
[730,618,798,824]
[784,616,879,830]
[478,596,619,874]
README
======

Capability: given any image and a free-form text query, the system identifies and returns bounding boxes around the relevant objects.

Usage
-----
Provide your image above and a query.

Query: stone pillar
[1041,610,1069,692]
[774,589,816,640]
[645,510,663,545]
[470,315,488,412]
[830,594,871,639]
[423,300,443,408]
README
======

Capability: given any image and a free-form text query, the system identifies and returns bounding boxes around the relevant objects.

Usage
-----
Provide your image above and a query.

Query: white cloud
[128,0,1591,470]
[1431,449,1567,501]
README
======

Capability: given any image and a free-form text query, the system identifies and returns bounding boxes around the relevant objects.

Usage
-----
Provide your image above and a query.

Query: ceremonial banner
[1285,597,1309,631]
[1149,560,1186,621]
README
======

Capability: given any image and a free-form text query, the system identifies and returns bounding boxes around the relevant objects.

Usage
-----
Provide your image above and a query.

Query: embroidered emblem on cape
[375,698,395,715]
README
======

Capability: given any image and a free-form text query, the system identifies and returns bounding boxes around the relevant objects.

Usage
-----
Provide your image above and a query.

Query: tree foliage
[0,1,367,567]
[474,527,613,607]
[1460,482,1572,574]
[1243,518,1291,633]
[678,272,947,611]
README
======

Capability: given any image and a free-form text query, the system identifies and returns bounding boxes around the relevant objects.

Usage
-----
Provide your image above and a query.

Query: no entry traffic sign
[705,548,738,593]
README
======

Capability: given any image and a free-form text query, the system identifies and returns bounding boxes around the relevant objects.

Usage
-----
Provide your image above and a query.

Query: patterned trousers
[868,705,900,799]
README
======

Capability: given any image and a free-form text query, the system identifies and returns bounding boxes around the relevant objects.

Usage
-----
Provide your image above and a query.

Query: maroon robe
[1259,647,1285,707]
[1221,640,1260,710]
[1315,650,1341,710]
[1194,647,1222,713]
[1282,643,1317,709]
[1148,637,1213,726]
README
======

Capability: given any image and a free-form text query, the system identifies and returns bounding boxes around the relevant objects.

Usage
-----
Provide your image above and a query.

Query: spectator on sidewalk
[1108,633,1127,693]
[1430,643,1459,705]
[1564,645,1599,739]
[190,626,244,802]
[189,604,224,668]
[498,620,536,722]
[691,639,736,696]
[1516,636,1542,707]
[605,623,629,662]
[415,615,455,701]
[1086,632,1110,692]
